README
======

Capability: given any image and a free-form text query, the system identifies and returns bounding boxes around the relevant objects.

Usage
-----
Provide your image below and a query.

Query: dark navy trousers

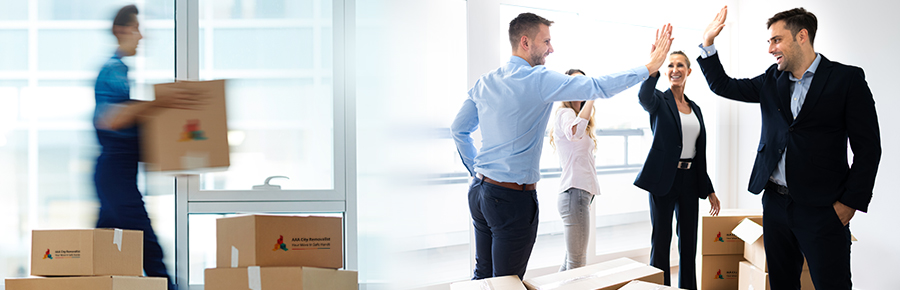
[649,166,699,290]
[95,152,174,290]
[468,176,539,280]
[762,187,852,290]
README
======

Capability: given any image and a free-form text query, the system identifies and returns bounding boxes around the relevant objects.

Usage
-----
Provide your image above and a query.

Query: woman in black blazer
[634,51,720,290]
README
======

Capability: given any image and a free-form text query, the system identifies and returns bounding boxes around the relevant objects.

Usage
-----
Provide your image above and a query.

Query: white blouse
[553,108,600,195]
[679,109,700,159]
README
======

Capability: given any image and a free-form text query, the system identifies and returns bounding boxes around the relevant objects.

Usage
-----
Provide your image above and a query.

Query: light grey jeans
[558,187,593,271]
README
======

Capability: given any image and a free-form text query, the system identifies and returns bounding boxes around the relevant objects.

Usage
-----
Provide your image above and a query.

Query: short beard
[530,52,544,66]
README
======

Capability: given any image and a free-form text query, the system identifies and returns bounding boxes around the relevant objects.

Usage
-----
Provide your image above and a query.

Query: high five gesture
[703,6,727,47]
[646,23,674,74]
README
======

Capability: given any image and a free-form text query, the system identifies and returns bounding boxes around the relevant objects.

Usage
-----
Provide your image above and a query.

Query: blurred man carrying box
[142,79,229,172]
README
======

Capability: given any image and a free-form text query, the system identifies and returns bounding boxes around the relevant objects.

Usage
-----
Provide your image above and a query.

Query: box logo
[43,249,81,259]
[270,235,333,252]
[714,232,725,242]
[715,269,724,279]
[273,235,289,251]
[179,119,208,142]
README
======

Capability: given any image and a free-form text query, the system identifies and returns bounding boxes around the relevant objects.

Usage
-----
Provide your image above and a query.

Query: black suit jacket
[697,53,881,212]
[634,74,715,198]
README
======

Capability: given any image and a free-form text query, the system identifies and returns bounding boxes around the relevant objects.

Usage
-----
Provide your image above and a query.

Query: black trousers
[649,166,699,290]
[762,184,852,290]
[468,177,539,280]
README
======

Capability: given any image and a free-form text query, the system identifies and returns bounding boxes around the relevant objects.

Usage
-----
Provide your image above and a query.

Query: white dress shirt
[553,108,600,195]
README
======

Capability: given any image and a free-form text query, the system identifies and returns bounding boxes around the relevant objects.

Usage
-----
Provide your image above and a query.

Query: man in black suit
[697,6,881,289]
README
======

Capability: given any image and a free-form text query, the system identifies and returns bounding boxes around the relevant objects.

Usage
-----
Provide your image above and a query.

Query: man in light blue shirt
[450,12,674,279]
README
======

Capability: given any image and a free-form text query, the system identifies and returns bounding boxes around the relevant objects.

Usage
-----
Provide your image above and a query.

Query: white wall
[728,1,900,289]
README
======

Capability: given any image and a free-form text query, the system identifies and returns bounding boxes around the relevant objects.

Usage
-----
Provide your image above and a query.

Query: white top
[679,109,700,159]
[553,108,600,195]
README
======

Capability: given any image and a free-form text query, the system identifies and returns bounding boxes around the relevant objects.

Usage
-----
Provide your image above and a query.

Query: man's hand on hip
[833,201,856,226]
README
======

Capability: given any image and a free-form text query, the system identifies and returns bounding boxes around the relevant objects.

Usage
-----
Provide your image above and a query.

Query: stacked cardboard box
[733,218,814,290]
[205,215,357,289]
[5,229,167,290]
[619,280,685,290]
[450,275,527,290]
[523,258,664,290]
[697,209,762,290]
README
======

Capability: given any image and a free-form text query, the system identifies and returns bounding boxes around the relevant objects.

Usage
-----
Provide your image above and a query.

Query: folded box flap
[731,218,763,244]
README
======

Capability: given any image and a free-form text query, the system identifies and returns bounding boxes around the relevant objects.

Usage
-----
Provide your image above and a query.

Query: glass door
[172,0,353,289]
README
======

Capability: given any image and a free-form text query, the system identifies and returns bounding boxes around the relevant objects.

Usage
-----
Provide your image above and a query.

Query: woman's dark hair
[565,69,585,76]
[670,51,691,68]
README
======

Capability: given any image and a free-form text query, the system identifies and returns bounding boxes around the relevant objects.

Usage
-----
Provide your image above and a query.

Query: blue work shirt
[451,56,649,184]
[699,44,821,187]
[94,50,139,155]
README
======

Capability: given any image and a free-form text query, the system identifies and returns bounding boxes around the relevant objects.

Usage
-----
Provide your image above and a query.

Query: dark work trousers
[762,184,852,290]
[649,166,699,290]
[95,152,174,290]
[468,176,539,280]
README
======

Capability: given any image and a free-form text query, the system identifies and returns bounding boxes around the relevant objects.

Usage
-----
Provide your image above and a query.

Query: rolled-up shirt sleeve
[557,109,587,141]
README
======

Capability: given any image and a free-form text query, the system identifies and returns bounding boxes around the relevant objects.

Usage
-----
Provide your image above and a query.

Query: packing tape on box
[531,262,644,290]
[231,246,239,268]
[113,229,123,251]
[248,266,262,290]
[181,152,210,169]
[477,279,496,290]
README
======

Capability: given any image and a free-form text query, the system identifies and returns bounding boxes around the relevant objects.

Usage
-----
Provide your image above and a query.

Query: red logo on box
[43,249,53,260]
[179,119,208,142]
[273,235,288,251]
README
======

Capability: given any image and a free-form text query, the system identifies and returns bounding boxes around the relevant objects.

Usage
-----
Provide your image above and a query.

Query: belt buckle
[677,161,692,170]
[777,185,789,195]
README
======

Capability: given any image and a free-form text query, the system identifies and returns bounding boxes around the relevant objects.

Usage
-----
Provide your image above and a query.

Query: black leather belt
[677,159,693,170]
[766,180,789,195]
[476,173,536,191]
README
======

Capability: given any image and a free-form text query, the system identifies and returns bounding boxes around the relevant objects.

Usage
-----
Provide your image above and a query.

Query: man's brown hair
[508,13,553,51]
[767,8,817,46]
[112,5,139,36]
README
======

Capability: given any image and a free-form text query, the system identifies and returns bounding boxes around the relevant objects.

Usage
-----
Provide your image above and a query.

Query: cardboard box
[738,261,815,290]
[700,209,763,255]
[204,267,357,290]
[143,79,229,172]
[618,280,684,290]
[523,258,664,290]
[31,229,143,277]
[217,215,343,269]
[5,276,166,290]
[732,217,808,271]
[699,254,744,290]
[451,275,526,290]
